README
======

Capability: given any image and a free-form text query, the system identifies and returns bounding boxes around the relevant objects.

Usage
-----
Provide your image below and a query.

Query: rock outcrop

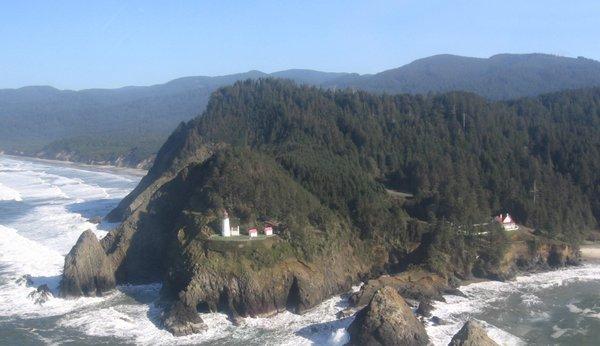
[449,320,498,346]
[162,301,207,336]
[416,299,434,317]
[27,284,53,304]
[347,286,429,346]
[473,230,580,280]
[59,230,115,297]
[349,269,456,307]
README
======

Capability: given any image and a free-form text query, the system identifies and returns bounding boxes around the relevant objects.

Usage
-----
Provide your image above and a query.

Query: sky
[1,0,600,89]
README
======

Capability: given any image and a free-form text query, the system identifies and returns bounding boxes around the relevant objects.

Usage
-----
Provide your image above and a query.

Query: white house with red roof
[494,213,519,231]
[264,226,273,236]
[248,228,258,237]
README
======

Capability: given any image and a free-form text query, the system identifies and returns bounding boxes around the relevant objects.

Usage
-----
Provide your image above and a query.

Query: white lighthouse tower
[222,210,231,237]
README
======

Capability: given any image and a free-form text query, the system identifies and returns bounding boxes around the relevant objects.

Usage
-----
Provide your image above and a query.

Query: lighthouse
[222,210,231,237]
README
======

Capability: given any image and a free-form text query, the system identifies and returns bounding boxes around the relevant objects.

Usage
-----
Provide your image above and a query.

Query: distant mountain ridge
[2,53,600,168]
[323,53,600,99]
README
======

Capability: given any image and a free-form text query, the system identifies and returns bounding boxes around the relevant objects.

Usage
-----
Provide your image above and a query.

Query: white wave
[0,225,64,278]
[520,293,543,307]
[0,224,109,318]
[426,264,600,345]
[0,182,22,201]
[59,284,359,345]
[0,155,140,323]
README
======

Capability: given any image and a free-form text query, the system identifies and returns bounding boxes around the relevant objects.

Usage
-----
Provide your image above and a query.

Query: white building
[222,211,231,237]
[264,226,273,236]
[248,228,258,237]
[230,225,240,236]
[495,213,519,231]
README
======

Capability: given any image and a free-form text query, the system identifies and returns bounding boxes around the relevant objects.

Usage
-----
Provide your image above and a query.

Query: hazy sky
[2,0,599,89]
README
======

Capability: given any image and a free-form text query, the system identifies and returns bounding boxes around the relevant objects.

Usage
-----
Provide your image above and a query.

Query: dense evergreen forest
[3,54,600,167]
[179,79,598,246]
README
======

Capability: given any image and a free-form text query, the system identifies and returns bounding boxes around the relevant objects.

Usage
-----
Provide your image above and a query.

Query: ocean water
[0,155,599,345]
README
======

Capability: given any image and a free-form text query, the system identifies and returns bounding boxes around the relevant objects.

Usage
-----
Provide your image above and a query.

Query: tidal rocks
[416,299,434,317]
[162,301,207,336]
[59,230,115,297]
[347,286,429,346]
[448,320,498,346]
[27,284,53,304]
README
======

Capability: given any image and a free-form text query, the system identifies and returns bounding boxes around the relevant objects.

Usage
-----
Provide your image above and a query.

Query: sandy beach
[580,243,600,262]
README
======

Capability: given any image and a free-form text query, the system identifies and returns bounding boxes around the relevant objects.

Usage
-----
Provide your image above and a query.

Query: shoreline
[0,153,148,177]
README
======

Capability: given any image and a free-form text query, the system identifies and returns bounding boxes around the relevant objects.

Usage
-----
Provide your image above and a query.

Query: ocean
[0,154,599,345]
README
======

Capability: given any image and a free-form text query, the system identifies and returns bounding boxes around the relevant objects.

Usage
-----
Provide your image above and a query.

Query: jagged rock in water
[347,286,429,346]
[59,230,115,297]
[16,274,33,286]
[162,301,207,336]
[27,284,53,304]
[448,320,498,346]
[416,299,433,317]
[431,316,445,325]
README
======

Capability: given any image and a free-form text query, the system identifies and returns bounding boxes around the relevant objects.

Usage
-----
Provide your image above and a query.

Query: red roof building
[264,226,273,236]
[494,213,519,231]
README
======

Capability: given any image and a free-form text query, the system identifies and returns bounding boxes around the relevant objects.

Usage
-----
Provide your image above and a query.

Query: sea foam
[0,182,22,201]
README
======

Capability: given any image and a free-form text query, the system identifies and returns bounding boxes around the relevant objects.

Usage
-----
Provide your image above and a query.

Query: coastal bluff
[58,79,595,337]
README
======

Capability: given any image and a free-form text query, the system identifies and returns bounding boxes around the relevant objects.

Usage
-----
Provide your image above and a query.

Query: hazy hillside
[3,53,600,167]
[325,54,600,99]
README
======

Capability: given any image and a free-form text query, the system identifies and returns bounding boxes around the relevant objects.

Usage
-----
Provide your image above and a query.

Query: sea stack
[59,230,115,297]
[448,320,498,346]
[347,286,429,346]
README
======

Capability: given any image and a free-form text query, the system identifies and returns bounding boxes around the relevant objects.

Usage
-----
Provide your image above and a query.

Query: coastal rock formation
[449,320,498,346]
[27,284,53,304]
[416,299,434,317]
[473,230,580,280]
[349,269,455,307]
[162,301,207,336]
[59,230,115,297]
[347,286,429,346]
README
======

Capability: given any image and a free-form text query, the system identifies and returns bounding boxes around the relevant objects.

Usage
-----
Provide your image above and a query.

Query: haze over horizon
[3,0,600,89]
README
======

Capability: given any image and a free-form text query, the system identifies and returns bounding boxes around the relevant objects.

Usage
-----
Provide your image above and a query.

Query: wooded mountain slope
[112,78,599,245]
[61,79,598,334]
[3,53,600,167]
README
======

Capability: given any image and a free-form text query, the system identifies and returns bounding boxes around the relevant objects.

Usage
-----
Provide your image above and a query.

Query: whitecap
[0,182,22,201]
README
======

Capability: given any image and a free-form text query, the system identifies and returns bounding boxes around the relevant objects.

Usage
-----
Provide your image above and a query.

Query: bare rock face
[449,320,498,346]
[162,301,207,336]
[349,269,452,307]
[347,286,429,346]
[59,230,115,297]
